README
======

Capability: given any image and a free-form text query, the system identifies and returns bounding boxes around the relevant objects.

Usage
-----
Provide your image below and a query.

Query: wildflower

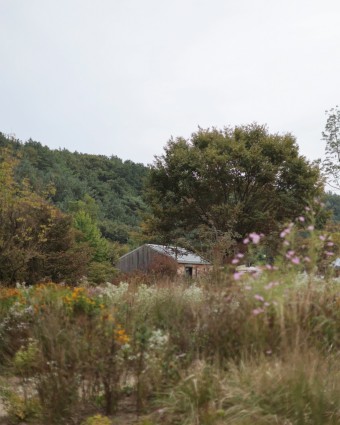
[325,251,334,256]
[291,257,300,265]
[114,324,130,345]
[264,302,270,307]
[327,241,334,247]
[303,256,311,263]
[249,232,261,244]
[254,294,264,302]
[305,206,311,211]
[283,240,290,246]
[243,237,249,244]
[233,272,243,280]
[232,258,239,265]
[280,230,287,238]
[266,349,272,355]
[298,216,305,222]
[285,250,295,259]
[307,225,314,231]
[252,308,264,316]
[236,253,244,258]
[319,235,326,241]
[264,281,279,290]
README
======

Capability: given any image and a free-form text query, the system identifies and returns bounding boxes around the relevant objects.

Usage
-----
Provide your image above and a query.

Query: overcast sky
[1,0,339,165]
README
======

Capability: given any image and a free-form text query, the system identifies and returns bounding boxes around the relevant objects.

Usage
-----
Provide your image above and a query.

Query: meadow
[0,223,340,425]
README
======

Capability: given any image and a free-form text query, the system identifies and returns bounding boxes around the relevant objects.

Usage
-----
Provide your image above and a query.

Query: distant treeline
[325,191,340,222]
[0,132,149,244]
[1,131,340,245]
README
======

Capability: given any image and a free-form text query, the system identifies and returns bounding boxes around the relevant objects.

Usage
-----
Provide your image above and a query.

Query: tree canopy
[145,124,323,249]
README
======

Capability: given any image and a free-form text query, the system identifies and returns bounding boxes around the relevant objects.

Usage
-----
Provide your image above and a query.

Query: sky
[1,0,340,165]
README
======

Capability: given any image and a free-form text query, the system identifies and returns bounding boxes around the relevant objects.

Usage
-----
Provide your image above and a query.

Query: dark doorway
[185,266,193,277]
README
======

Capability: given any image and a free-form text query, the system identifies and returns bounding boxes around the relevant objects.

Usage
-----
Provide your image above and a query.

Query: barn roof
[147,244,210,265]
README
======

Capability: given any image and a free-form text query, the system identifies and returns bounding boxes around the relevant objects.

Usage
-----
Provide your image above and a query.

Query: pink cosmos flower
[285,250,295,259]
[264,281,279,290]
[298,216,305,222]
[305,206,311,211]
[280,226,292,238]
[252,308,264,316]
[254,294,265,302]
[291,257,300,265]
[237,253,244,258]
[249,232,261,244]
[307,225,314,231]
[327,242,334,247]
[325,251,334,256]
[319,235,326,241]
[232,258,239,264]
[243,238,249,244]
[233,272,243,280]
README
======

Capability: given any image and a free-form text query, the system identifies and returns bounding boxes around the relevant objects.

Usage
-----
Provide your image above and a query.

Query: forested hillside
[0,132,148,244]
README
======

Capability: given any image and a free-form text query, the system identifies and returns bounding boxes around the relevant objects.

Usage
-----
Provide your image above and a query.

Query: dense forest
[0,132,148,244]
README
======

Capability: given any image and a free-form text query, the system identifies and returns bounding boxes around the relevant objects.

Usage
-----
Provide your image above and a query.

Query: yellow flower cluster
[62,286,106,318]
[114,325,129,345]
[0,288,22,300]
[0,288,25,309]
[64,287,91,305]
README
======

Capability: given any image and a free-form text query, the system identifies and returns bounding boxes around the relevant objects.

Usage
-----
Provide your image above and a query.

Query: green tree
[145,124,323,249]
[73,210,109,263]
[72,207,117,283]
[322,106,340,190]
[324,191,340,222]
[0,149,90,284]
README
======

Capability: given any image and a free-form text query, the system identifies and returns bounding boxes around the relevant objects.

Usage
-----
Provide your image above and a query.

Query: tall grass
[161,351,340,425]
[1,215,340,425]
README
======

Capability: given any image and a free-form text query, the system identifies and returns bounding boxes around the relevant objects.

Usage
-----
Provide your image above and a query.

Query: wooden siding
[118,245,158,273]
[118,244,212,275]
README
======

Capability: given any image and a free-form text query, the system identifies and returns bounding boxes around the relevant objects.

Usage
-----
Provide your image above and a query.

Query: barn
[117,244,211,277]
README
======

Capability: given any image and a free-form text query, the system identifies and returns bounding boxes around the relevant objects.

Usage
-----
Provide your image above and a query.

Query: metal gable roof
[147,244,210,265]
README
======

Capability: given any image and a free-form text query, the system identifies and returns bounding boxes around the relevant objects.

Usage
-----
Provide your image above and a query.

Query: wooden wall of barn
[117,245,158,273]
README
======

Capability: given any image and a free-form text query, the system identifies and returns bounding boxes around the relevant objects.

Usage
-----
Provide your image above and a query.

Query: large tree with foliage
[0,149,90,284]
[322,106,340,190]
[145,124,323,249]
